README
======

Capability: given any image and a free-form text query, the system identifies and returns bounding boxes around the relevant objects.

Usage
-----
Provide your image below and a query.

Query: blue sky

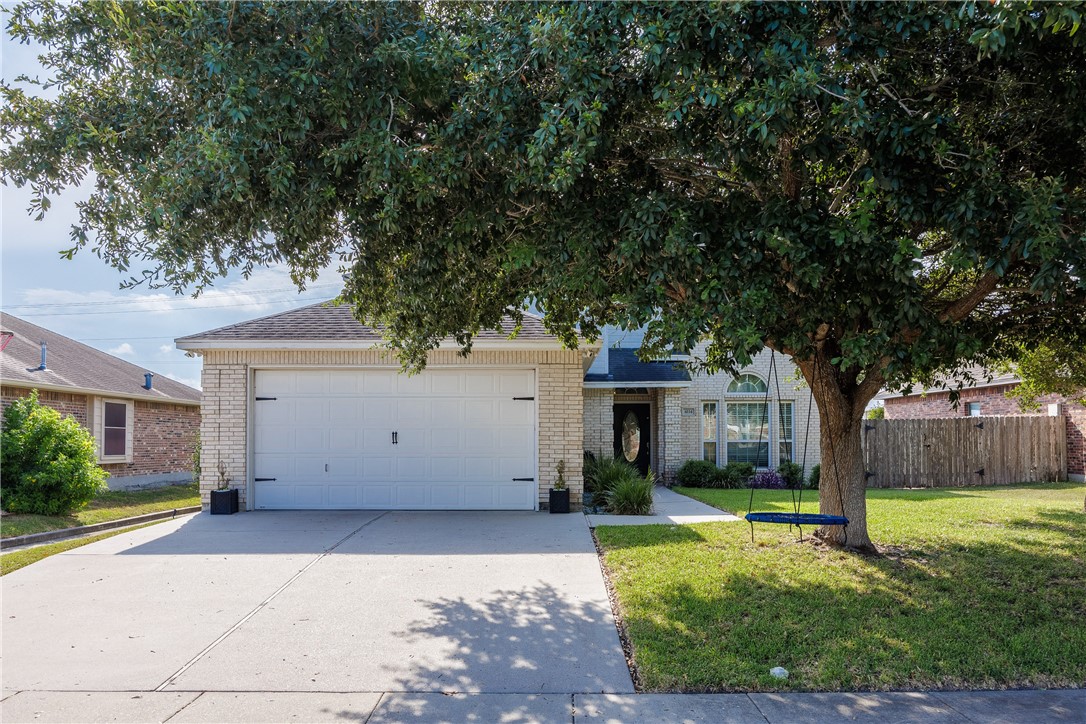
[2,32,342,390]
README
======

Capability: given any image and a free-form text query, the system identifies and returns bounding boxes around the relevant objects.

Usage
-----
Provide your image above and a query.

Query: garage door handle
[392,431,398,445]
[512,477,535,482]
[255,477,276,482]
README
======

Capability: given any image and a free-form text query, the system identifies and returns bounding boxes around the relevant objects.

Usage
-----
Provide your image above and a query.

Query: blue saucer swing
[744,351,848,544]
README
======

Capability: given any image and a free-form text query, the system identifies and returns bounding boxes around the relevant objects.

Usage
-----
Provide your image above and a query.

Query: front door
[613,403,651,476]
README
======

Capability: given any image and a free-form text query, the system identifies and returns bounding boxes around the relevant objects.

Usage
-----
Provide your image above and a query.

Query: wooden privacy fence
[861,416,1067,488]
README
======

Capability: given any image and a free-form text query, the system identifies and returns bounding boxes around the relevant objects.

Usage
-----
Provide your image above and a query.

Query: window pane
[104,402,126,428]
[104,427,126,456]
[702,402,717,442]
[621,411,640,463]
[728,442,769,467]
[727,402,768,441]
[703,441,717,463]
[727,374,767,394]
[778,402,793,463]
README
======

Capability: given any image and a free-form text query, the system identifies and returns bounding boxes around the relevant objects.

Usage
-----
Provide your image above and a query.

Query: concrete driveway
[2,510,633,713]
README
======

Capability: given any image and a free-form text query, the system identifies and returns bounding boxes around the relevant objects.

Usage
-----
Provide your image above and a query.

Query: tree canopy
[4,1,1085,548]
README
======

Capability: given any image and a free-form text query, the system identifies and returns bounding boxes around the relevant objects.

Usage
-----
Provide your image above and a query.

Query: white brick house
[583,327,821,487]
[177,303,819,511]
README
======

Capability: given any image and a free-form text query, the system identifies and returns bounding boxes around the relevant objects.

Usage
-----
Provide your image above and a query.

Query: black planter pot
[210,488,239,515]
[549,488,570,514]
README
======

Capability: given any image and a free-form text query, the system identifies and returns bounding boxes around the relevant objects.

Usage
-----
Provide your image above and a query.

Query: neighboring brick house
[1,313,201,489]
[177,302,818,512]
[876,370,1085,482]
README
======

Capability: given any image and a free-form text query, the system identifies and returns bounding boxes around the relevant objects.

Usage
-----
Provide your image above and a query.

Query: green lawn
[0,521,163,576]
[1,482,199,539]
[594,483,1086,692]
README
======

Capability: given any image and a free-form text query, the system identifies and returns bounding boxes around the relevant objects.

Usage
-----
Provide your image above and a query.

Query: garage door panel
[431,374,463,395]
[327,486,359,507]
[394,486,428,508]
[362,399,395,425]
[396,398,429,424]
[295,399,327,426]
[327,370,363,394]
[395,457,429,479]
[498,373,534,397]
[296,427,325,451]
[329,428,359,451]
[255,370,296,396]
[431,428,461,452]
[396,374,430,395]
[253,369,536,510]
[500,427,534,450]
[464,400,495,424]
[430,486,461,508]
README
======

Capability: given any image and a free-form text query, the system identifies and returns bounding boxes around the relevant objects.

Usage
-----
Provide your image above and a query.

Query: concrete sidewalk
[1,688,1081,723]
[586,485,741,527]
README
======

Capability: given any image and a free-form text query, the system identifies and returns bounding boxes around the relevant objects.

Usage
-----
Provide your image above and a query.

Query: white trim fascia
[176,338,597,352]
[583,381,691,389]
[0,379,200,407]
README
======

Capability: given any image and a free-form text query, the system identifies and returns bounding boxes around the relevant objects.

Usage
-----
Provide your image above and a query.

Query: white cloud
[159,344,175,355]
[108,342,135,357]
[164,372,202,391]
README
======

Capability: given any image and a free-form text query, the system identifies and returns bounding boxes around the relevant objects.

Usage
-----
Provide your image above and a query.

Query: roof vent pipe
[38,341,47,371]
[143,372,154,390]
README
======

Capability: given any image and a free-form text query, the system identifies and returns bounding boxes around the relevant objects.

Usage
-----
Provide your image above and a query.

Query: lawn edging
[0,506,201,551]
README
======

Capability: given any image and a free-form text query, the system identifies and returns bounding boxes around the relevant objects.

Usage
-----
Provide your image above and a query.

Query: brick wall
[2,386,89,426]
[100,400,199,479]
[1,385,199,481]
[582,388,614,459]
[197,348,586,510]
[884,385,1085,479]
[678,347,822,475]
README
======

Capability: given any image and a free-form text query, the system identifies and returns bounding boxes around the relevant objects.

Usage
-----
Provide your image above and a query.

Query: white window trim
[94,397,134,464]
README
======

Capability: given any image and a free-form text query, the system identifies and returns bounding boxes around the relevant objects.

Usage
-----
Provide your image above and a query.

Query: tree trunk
[794,351,878,552]
[814,393,873,551]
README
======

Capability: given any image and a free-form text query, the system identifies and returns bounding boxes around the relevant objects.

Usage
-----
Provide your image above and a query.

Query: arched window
[727,374,766,394]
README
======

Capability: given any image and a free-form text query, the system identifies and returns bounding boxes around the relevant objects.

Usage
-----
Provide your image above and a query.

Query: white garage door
[252,369,537,510]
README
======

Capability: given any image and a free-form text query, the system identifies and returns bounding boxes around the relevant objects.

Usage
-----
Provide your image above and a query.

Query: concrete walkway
[1,688,1081,722]
[585,485,741,527]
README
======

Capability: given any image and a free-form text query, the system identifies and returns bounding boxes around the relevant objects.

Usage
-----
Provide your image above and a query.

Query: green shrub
[588,456,638,494]
[1,390,108,515]
[718,462,755,489]
[808,463,821,490]
[606,471,655,515]
[676,459,720,487]
[777,461,805,489]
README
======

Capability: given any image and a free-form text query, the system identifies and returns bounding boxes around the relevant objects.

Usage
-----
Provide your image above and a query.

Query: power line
[10,295,334,317]
[2,283,341,310]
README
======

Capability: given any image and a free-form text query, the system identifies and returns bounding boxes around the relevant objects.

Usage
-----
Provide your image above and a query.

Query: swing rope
[745,350,849,544]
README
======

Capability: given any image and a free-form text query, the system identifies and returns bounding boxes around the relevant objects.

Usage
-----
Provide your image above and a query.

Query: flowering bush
[749,470,785,489]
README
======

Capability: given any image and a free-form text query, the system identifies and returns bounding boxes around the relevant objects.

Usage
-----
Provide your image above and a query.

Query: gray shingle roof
[584,348,691,386]
[176,301,556,344]
[874,366,1022,400]
[0,313,201,404]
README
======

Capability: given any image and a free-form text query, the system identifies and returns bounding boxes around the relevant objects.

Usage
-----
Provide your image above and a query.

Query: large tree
[4,1,1085,549]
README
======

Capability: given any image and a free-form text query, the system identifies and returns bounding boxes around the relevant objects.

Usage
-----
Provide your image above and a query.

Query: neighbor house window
[96,398,132,461]
[778,401,794,464]
[103,401,127,456]
[727,402,769,468]
[967,402,981,417]
[702,402,718,463]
